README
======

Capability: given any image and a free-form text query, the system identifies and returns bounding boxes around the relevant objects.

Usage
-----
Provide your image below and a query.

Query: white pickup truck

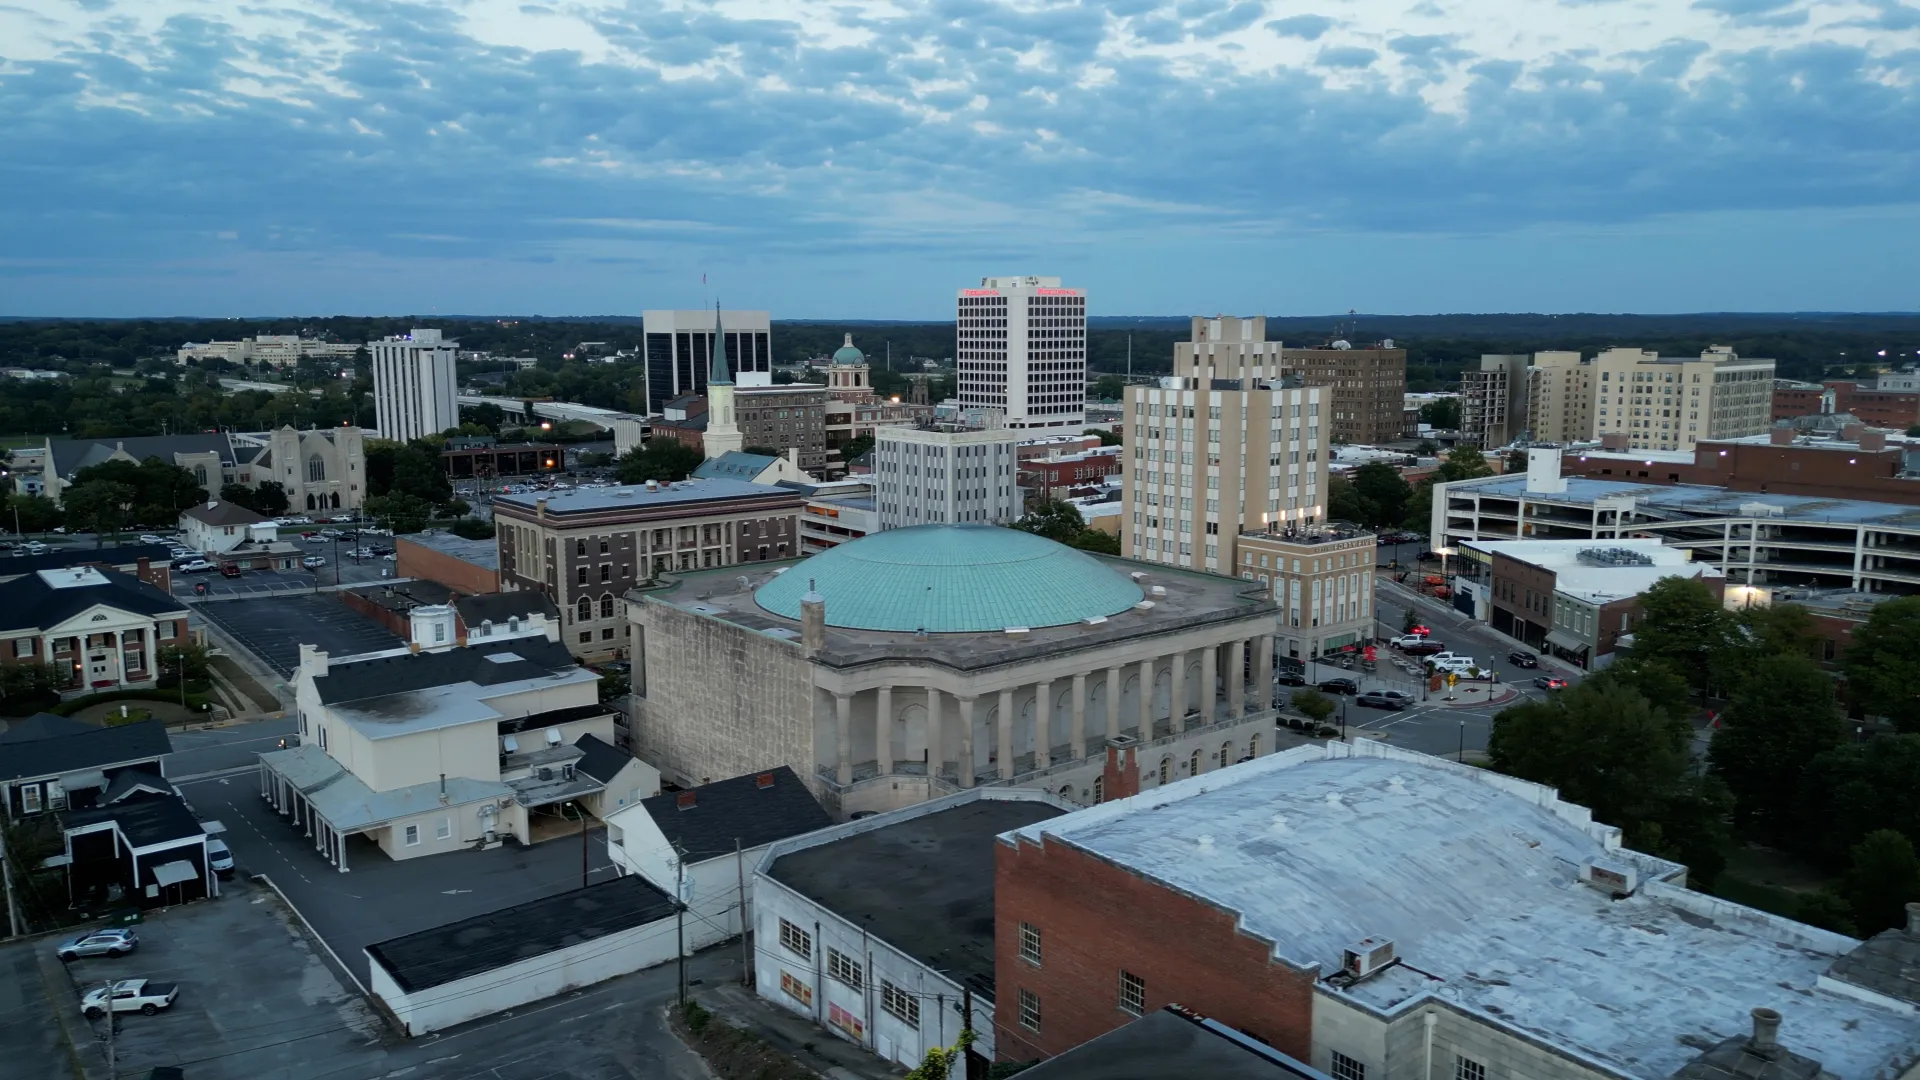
[81,978,179,1018]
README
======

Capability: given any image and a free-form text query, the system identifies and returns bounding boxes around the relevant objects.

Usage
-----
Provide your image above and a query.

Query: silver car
[57,928,138,961]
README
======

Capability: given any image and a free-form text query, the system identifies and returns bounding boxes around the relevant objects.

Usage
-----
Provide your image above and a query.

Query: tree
[1842,596,1920,733]
[1088,427,1122,446]
[62,479,137,542]
[1707,654,1844,841]
[1401,481,1433,531]
[840,433,875,464]
[393,442,453,505]
[614,440,704,484]
[1349,461,1412,527]
[463,402,508,432]
[1092,374,1126,401]
[906,1027,976,1080]
[1844,830,1920,935]
[448,518,496,540]
[363,493,435,533]
[1792,735,1920,871]
[0,661,66,703]
[1290,688,1337,728]
[1072,528,1120,555]
[1415,439,1439,456]
[1433,447,1493,484]
[1627,575,1736,696]
[1419,397,1461,429]
[157,641,210,684]
[1013,499,1087,544]
[8,493,62,533]
[219,483,258,511]
[1327,477,1372,526]
[252,480,290,517]
[71,456,205,526]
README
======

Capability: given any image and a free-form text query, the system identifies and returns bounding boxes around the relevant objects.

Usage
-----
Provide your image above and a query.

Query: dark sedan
[1317,678,1359,695]
[1508,651,1539,668]
[1276,670,1308,687]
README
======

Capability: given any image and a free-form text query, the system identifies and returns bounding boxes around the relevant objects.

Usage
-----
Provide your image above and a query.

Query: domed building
[627,524,1285,817]
[824,332,871,398]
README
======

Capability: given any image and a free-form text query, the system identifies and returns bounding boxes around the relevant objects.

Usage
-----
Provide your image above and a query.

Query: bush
[49,688,216,717]
[681,1000,711,1034]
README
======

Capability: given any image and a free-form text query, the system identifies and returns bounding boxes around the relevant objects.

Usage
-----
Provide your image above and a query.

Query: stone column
[1168,649,1187,734]
[834,693,853,786]
[1105,665,1122,740]
[926,688,943,781]
[875,685,893,776]
[1137,657,1154,742]
[956,696,977,788]
[1255,634,1274,712]
[1069,673,1087,760]
[1228,640,1246,718]
[110,629,124,688]
[1201,646,1218,723]
[1033,679,1053,770]
[998,688,1016,780]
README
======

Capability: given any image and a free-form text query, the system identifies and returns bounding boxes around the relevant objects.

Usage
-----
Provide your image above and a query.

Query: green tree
[393,442,453,505]
[219,482,260,512]
[1071,527,1120,555]
[157,641,211,684]
[0,661,66,704]
[1088,427,1122,446]
[1792,735,1920,871]
[1844,829,1920,935]
[448,517,496,540]
[1707,654,1844,841]
[72,456,205,526]
[614,440,704,484]
[1419,397,1461,429]
[1092,374,1126,401]
[251,480,290,517]
[1842,596,1920,733]
[8,493,63,533]
[839,433,875,463]
[1401,481,1433,531]
[1012,499,1087,544]
[1290,688,1337,728]
[1434,446,1493,483]
[363,492,435,533]
[1327,476,1373,526]
[62,479,137,542]
[1627,575,1735,696]
[1349,461,1412,527]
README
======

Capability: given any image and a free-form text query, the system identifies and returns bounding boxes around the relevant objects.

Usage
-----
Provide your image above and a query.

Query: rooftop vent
[545,727,562,746]
[1005,626,1031,636]
[1149,585,1167,598]
[1134,601,1156,612]
[646,479,660,492]
[676,791,697,810]
[614,489,634,497]
[1579,859,1639,897]
[1129,572,1148,582]
[538,767,553,781]
[1341,938,1396,980]
[1576,546,1655,567]
[756,772,776,790]
[1082,616,1108,626]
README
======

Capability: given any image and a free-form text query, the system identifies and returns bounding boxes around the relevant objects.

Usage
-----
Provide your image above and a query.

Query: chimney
[1841,423,1865,442]
[1770,427,1795,445]
[1103,735,1141,802]
[676,790,697,810]
[755,772,776,790]
[1860,431,1887,452]
[800,579,826,654]
[535,497,548,521]
[299,643,329,678]
[438,773,449,805]
[1748,1007,1781,1054]
[1600,432,1629,451]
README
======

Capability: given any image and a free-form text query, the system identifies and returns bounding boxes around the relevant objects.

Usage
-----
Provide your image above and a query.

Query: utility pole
[579,801,589,889]
[675,843,687,1006]
[962,986,977,1080]
[2,833,22,938]
[103,979,117,1080]
[735,838,750,985]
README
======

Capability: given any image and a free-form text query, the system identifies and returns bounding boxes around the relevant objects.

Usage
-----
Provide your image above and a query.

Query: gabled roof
[45,434,237,479]
[0,718,172,783]
[453,591,558,626]
[180,500,266,527]
[0,568,188,634]
[1825,917,1920,1008]
[572,733,633,784]
[315,636,581,706]
[102,769,173,805]
[62,791,203,849]
[1017,1008,1329,1080]
[692,452,780,481]
[0,713,94,743]
[639,765,830,863]
[0,544,173,579]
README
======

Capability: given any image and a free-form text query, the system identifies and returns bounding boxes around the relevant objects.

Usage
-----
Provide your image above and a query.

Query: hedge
[49,688,218,716]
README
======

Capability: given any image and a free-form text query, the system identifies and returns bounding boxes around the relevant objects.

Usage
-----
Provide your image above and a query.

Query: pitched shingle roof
[639,765,830,863]
[180,500,266,527]
[0,544,173,579]
[45,434,237,479]
[0,569,188,634]
[315,636,581,705]
[453,591,558,626]
[0,718,172,783]
[1826,919,1920,1007]
[61,791,204,849]
[572,733,632,784]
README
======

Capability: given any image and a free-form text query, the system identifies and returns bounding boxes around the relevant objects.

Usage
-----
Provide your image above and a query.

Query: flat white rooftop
[1007,743,1917,1078]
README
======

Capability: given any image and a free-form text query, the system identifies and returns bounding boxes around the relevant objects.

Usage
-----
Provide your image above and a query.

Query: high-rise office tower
[640,309,772,414]
[1172,316,1285,382]
[1525,351,1594,445]
[1278,341,1407,445]
[956,276,1085,430]
[369,328,459,442]
[1460,354,1532,448]
[1590,346,1776,453]
[872,422,1023,530]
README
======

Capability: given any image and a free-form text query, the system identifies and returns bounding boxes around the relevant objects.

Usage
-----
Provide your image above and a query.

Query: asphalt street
[165,716,299,777]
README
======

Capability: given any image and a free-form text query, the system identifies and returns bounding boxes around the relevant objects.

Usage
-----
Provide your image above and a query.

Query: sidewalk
[694,980,909,1079]
[1378,578,1588,681]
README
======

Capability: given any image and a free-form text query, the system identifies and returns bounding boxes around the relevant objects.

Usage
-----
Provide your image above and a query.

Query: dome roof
[831,333,865,365]
[755,525,1144,633]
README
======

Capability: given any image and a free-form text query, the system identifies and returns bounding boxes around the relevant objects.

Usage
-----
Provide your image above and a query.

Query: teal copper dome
[755,525,1145,633]
[831,333,865,365]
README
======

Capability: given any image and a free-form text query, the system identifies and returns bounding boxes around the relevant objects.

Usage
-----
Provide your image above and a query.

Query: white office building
[872,424,1023,530]
[370,329,459,442]
[640,309,773,414]
[956,276,1085,430]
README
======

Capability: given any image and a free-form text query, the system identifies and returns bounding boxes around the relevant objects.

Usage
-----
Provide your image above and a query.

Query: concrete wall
[370,801,494,861]
[630,599,814,793]
[605,818,763,954]
[1313,994,1623,1080]
[367,909,679,1035]
[396,536,499,595]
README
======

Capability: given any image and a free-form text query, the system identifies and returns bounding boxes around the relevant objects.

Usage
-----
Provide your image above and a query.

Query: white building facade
[872,425,1023,530]
[956,276,1085,430]
[370,329,460,442]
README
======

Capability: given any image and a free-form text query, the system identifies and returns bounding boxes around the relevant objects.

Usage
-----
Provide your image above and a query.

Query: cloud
[1266,13,1334,39]
[1317,45,1379,68]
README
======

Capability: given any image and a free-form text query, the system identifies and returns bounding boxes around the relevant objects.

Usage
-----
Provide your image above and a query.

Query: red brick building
[1772,379,1920,429]
[1563,427,1920,505]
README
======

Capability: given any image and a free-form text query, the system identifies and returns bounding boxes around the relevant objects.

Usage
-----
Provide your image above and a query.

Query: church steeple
[708,301,732,388]
[702,300,744,459]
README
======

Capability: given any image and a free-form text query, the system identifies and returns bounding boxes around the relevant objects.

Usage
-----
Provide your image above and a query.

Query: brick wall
[1564,441,1920,506]
[396,537,499,595]
[992,834,1316,1067]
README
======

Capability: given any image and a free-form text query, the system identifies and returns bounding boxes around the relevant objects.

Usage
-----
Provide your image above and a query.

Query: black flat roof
[1016,1008,1329,1080]
[767,798,1064,998]
[366,875,676,993]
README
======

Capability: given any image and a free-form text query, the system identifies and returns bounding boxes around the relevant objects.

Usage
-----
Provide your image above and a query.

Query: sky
[2,0,1918,318]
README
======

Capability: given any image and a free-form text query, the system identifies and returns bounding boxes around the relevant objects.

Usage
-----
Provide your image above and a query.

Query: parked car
[56,929,138,961]
[1534,676,1569,691]
[1356,689,1413,710]
[1508,650,1539,668]
[1389,634,1431,649]
[207,839,234,879]
[382,553,397,562]
[302,555,327,569]
[219,564,241,578]
[81,979,178,1018]
[1275,670,1308,687]
[177,560,214,573]
[1401,640,1446,656]
[1316,677,1359,695]
[346,547,374,559]
[137,534,168,545]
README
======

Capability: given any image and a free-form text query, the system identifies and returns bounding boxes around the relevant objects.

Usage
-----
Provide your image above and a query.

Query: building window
[1455,1057,1486,1080]
[576,566,588,585]
[1018,988,1042,1032]
[1330,1052,1365,1080]
[576,539,586,556]
[307,454,326,483]
[1092,776,1103,803]
[601,628,614,640]
[318,726,328,751]
[1118,970,1145,1016]
[779,918,812,960]
[600,596,615,618]
[578,632,591,644]
[882,982,919,1027]
[436,817,451,840]
[1019,922,1042,966]
[1158,756,1170,785]
[827,949,863,990]
[1189,749,1202,775]
[11,638,30,658]
[577,597,592,622]
[404,824,420,846]
[21,784,41,813]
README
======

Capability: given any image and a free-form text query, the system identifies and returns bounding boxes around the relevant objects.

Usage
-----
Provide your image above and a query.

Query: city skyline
[3,0,1917,317]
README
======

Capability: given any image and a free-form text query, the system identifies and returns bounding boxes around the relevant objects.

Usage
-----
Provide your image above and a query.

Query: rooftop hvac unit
[1130,572,1148,582]
[538,767,553,781]
[1576,546,1656,567]
[1341,938,1397,980]
[1149,586,1167,598]
[1579,860,1639,897]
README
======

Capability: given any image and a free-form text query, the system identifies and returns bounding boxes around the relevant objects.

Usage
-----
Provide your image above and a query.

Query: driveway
[178,772,622,987]
[193,595,402,678]
[0,938,71,1080]
[165,716,300,778]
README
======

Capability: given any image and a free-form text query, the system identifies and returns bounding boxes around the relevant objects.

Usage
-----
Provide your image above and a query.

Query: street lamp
[1458,719,1466,763]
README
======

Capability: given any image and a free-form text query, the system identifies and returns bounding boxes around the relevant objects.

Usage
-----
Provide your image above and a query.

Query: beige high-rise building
[1173,315,1284,382]
[1591,345,1776,453]
[1525,351,1593,444]
[1122,375,1328,577]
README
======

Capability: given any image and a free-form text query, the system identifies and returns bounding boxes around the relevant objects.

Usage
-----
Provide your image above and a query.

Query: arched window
[1247,733,1260,758]
[576,597,591,623]
[508,616,521,633]
[1092,776,1104,804]
[330,492,340,508]
[1059,785,1074,803]
[1189,749,1202,776]
[1219,740,1234,769]
[194,465,208,487]
[307,454,326,483]
[1157,756,1171,786]
[599,595,615,619]
[306,493,316,510]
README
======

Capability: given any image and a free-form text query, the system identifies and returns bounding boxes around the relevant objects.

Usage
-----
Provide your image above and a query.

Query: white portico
[0,568,191,698]
[629,525,1290,817]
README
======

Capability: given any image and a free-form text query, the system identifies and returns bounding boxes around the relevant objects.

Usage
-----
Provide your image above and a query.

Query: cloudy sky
[3,0,1917,317]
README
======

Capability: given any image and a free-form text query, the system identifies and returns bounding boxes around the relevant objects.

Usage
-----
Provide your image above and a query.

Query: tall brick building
[993,740,1916,1078]
[1280,343,1406,446]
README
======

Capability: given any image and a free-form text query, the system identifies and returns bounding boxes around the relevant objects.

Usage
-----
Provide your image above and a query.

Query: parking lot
[172,556,396,602]
[37,877,391,1080]
[194,594,402,678]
